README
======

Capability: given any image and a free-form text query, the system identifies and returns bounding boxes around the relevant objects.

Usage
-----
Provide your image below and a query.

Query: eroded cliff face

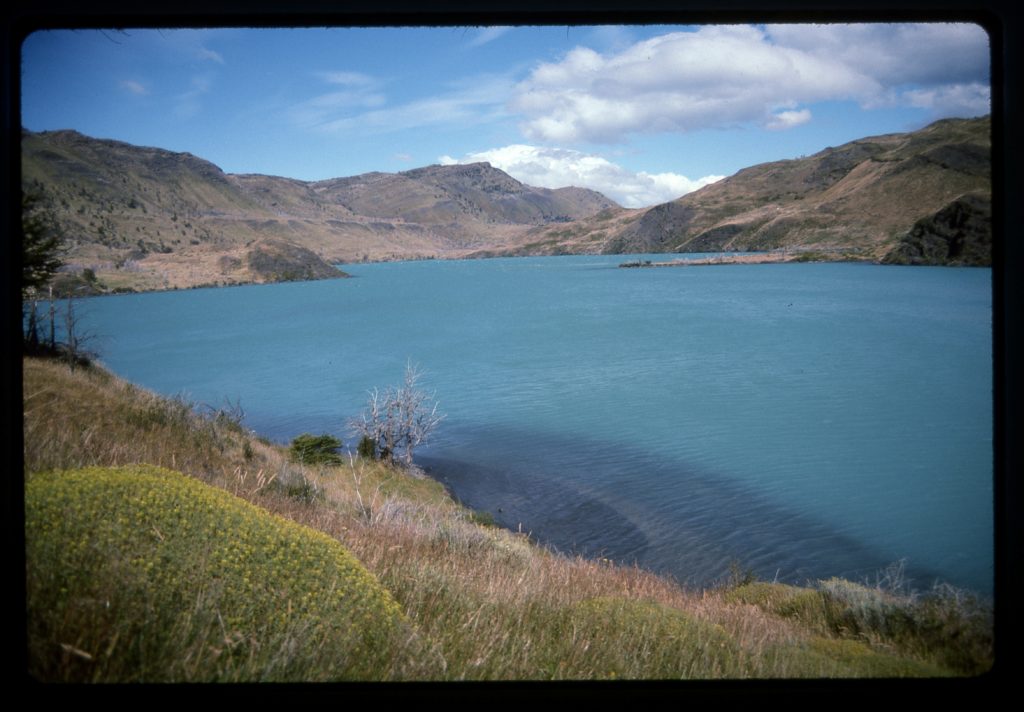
[882,192,992,266]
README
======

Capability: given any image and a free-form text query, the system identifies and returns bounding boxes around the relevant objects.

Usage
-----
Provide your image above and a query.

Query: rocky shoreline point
[619,251,846,268]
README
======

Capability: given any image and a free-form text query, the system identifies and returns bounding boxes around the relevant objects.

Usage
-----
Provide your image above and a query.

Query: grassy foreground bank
[21,356,993,681]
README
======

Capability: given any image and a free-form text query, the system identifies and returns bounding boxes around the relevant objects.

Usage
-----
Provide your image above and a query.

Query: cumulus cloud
[439,144,723,208]
[767,108,812,130]
[764,23,989,88]
[902,82,991,116]
[512,23,990,143]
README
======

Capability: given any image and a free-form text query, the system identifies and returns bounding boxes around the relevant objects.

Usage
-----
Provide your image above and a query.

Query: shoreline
[59,249,979,297]
[619,251,868,268]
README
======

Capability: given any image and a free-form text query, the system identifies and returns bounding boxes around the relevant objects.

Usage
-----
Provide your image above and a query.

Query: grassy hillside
[21,356,993,681]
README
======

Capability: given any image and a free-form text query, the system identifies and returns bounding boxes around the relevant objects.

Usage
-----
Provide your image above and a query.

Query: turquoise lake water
[76,255,994,594]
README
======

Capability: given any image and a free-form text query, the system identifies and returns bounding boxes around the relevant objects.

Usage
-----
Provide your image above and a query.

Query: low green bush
[25,465,410,681]
[274,468,325,504]
[725,581,829,631]
[818,577,993,675]
[356,435,377,460]
[289,433,343,465]
[911,583,994,675]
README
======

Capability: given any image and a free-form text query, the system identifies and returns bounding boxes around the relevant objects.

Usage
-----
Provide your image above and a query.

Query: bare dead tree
[350,362,445,467]
[59,288,98,370]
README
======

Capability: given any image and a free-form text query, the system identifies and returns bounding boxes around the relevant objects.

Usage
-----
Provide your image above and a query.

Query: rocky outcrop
[247,240,349,282]
[882,192,991,266]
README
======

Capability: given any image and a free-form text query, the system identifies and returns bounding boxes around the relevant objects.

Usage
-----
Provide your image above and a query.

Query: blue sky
[21,24,990,208]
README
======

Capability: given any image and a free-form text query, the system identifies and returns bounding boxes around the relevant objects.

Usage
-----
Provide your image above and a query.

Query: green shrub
[725,559,757,588]
[289,433,343,465]
[911,583,993,675]
[817,577,993,675]
[726,576,991,676]
[819,578,912,640]
[467,509,498,528]
[724,582,829,631]
[25,465,410,681]
[356,435,377,460]
[272,462,325,504]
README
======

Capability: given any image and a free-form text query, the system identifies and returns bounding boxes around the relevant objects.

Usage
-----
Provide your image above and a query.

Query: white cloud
[119,79,148,96]
[196,47,225,64]
[440,144,723,208]
[767,108,812,130]
[157,29,228,66]
[288,71,388,128]
[468,26,512,47]
[317,70,376,86]
[319,93,507,134]
[512,23,990,143]
[294,72,513,135]
[582,25,637,53]
[290,90,387,128]
[902,82,991,116]
[764,23,989,88]
[307,91,386,110]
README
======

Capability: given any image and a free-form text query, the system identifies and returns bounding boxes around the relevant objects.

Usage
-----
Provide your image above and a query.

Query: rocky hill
[20,129,617,291]
[505,116,991,265]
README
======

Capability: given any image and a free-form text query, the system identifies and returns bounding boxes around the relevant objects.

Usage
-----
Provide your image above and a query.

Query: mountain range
[21,115,990,292]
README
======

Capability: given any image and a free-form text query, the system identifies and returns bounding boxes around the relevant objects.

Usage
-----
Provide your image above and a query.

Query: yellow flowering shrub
[26,465,409,681]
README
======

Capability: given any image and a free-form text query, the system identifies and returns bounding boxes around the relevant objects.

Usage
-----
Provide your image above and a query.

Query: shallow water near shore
[77,255,993,594]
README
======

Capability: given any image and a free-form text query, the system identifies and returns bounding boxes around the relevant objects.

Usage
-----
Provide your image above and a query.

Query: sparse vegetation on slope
[524,116,991,262]
[21,130,617,291]
[21,356,993,680]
